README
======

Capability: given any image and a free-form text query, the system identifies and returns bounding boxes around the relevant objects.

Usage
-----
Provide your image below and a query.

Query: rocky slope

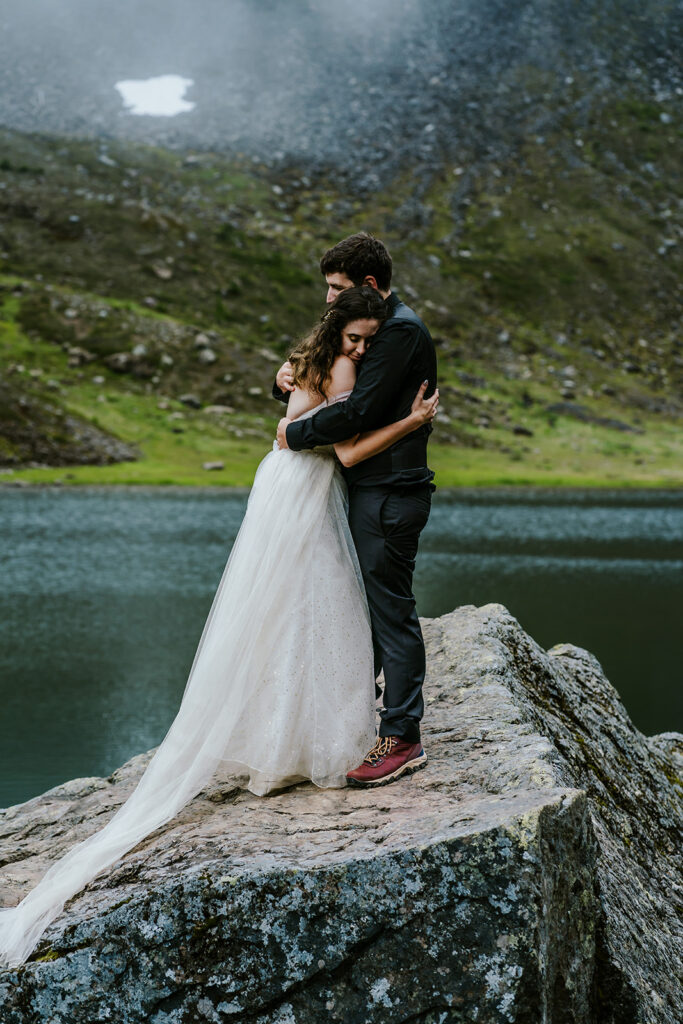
[1,0,680,187]
[0,105,680,484]
[0,604,681,1023]
[0,372,139,466]
[0,0,681,482]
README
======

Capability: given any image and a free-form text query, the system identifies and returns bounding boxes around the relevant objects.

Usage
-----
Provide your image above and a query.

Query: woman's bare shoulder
[285,385,322,420]
[327,354,357,396]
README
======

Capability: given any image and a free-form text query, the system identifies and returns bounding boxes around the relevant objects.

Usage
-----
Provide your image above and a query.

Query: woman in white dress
[0,286,438,969]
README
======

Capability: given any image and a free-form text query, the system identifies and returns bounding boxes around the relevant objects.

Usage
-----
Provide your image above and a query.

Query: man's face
[325,271,355,304]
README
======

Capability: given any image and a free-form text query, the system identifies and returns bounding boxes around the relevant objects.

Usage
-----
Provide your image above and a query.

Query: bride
[0,285,438,969]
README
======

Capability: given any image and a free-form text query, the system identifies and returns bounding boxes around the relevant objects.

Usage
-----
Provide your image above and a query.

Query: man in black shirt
[274,233,437,787]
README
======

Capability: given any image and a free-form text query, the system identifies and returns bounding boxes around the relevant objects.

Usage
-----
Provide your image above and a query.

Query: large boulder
[0,604,680,1023]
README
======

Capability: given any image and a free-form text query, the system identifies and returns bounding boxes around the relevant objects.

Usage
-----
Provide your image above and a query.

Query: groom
[274,232,437,787]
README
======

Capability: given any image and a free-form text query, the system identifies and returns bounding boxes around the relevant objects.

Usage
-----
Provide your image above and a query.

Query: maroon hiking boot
[346,735,427,787]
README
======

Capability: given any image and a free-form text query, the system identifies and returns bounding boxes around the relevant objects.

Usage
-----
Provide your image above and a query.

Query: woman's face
[340,318,381,364]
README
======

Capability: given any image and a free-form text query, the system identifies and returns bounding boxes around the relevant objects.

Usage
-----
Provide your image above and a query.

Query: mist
[1,0,679,184]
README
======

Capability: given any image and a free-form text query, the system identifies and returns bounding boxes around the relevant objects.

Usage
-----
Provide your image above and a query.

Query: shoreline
[1,479,682,497]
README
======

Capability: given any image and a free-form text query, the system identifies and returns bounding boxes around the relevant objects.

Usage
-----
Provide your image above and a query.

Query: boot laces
[363,736,398,765]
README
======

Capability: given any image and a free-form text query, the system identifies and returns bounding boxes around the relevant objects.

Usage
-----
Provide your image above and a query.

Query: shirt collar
[385,290,399,314]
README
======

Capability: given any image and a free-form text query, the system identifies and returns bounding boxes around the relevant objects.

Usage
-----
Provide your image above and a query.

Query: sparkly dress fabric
[0,390,376,969]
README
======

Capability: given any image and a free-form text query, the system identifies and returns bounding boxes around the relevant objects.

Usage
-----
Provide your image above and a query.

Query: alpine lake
[1,485,681,808]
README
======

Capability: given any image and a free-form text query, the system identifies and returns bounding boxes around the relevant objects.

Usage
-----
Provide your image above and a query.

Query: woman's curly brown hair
[288,287,388,399]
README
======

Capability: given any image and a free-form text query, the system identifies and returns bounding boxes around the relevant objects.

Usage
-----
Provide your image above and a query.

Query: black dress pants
[347,483,432,743]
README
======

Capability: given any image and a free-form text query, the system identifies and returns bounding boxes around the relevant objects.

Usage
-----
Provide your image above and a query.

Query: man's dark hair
[319,232,393,292]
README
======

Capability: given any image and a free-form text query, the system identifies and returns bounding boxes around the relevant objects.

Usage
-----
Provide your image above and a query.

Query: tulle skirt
[0,444,376,968]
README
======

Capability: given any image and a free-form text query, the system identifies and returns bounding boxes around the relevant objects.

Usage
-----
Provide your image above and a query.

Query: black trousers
[347,483,432,744]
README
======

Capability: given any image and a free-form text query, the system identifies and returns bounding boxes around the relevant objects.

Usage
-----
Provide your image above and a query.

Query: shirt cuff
[272,380,289,403]
[286,419,305,451]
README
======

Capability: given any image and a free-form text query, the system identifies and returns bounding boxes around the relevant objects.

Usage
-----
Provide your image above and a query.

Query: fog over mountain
[1,0,680,184]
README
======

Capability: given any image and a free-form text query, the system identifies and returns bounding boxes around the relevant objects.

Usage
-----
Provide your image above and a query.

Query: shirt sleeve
[286,321,420,450]
[272,378,290,404]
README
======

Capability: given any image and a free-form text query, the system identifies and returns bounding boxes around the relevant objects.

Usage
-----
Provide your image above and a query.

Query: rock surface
[0,604,681,1023]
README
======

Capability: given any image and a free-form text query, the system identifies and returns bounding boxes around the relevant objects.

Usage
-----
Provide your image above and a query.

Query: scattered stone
[66,347,95,367]
[151,262,173,280]
[178,393,202,409]
[202,460,224,470]
[248,386,263,396]
[102,352,134,374]
[545,401,644,433]
[197,348,217,365]
[203,405,234,415]
[257,347,282,364]
[457,371,487,387]
[193,333,211,349]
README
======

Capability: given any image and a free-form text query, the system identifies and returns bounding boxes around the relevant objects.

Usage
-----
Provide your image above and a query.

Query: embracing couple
[274,232,438,786]
[0,232,438,969]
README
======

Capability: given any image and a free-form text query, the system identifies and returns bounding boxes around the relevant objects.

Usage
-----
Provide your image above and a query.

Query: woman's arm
[334,381,439,468]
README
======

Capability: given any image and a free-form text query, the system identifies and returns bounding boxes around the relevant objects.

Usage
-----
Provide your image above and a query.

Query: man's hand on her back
[276,361,295,392]
[277,418,291,449]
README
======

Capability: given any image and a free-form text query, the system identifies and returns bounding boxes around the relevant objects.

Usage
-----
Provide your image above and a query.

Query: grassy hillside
[0,92,680,488]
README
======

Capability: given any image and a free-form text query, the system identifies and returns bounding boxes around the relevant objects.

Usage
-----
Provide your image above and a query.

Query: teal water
[1,486,681,808]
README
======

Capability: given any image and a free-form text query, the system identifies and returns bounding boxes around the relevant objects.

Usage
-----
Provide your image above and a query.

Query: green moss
[32,948,60,962]
[109,895,134,911]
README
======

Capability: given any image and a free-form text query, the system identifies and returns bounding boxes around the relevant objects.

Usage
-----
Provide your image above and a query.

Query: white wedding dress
[0,391,376,969]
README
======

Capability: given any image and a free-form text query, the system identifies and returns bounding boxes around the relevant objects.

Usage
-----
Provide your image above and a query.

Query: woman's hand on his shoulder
[410,381,439,426]
[276,361,295,392]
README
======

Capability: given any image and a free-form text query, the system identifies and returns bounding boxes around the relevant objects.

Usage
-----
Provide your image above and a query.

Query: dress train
[0,392,376,968]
